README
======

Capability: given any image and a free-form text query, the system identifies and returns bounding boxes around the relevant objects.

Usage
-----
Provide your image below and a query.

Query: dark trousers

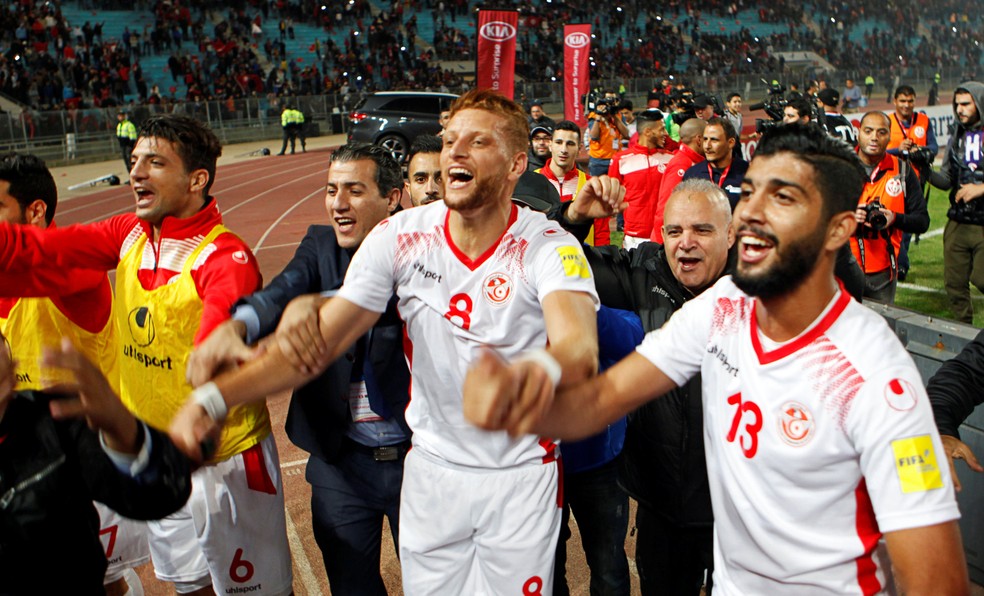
[307,443,405,596]
[554,459,631,596]
[118,139,134,172]
[635,504,713,596]
[279,125,297,154]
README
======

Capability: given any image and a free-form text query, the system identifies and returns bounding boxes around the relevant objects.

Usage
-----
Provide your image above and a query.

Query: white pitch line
[284,508,321,594]
[898,282,984,299]
[919,226,944,240]
[255,241,303,252]
[281,458,309,469]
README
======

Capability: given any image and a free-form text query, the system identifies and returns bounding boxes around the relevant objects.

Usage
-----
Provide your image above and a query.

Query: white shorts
[399,448,561,596]
[96,502,150,583]
[148,434,293,595]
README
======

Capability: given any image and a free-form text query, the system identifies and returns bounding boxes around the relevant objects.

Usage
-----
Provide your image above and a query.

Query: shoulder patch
[231,250,249,265]
[892,435,944,493]
[556,246,591,278]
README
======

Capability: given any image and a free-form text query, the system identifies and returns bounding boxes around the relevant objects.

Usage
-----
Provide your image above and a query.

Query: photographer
[588,91,630,244]
[850,112,928,304]
[886,84,939,281]
[929,82,984,323]
[887,85,939,183]
[588,93,630,176]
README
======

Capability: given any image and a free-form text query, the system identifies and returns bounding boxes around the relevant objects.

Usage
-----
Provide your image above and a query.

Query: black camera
[750,80,788,131]
[595,96,621,114]
[901,146,934,169]
[948,199,984,226]
[864,200,889,231]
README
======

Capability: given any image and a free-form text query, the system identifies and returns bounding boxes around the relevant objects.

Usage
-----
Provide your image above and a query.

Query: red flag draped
[563,24,591,128]
[476,10,518,99]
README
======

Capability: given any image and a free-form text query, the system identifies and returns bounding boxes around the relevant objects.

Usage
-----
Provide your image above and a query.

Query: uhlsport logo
[565,32,590,48]
[127,306,156,347]
[479,21,516,42]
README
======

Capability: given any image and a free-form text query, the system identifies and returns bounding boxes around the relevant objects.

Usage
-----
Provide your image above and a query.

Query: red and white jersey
[339,202,599,469]
[637,276,959,595]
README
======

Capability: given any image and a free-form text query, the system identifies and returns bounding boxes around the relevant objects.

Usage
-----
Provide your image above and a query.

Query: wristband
[517,349,562,388]
[191,381,228,423]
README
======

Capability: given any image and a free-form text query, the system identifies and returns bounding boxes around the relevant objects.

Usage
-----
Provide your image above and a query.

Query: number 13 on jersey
[727,392,762,458]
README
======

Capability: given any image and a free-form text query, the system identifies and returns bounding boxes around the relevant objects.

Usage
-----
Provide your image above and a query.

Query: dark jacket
[928,328,984,438]
[682,158,749,209]
[586,242,729,526]
[930,81,984,224]
[235,225,411,463]
[0,392,192,595]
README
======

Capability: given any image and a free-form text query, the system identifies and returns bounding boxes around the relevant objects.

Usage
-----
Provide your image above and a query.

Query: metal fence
[0,65,972,166]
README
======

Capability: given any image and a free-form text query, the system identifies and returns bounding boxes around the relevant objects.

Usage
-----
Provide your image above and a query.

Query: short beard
[732,222,826,300]
[443,171,503,213]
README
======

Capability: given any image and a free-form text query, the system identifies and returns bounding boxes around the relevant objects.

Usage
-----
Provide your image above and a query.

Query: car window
[378,97,440,115]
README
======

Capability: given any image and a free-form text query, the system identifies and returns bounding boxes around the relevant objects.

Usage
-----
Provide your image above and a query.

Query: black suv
[347,92,457,162]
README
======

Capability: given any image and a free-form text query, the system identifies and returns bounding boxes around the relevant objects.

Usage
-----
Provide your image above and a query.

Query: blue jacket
[559,305,643,473]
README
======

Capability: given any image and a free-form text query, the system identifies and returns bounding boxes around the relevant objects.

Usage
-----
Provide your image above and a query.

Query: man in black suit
[186,144,409,595]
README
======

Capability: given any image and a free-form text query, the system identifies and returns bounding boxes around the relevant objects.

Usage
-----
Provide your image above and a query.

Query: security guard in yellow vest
[851,112,929,304]
[116,111,137,172]
[278,104,305,154]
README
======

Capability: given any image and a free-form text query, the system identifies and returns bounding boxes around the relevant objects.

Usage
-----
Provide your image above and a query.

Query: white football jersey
[339,202,599,469]
[637,276,960,595]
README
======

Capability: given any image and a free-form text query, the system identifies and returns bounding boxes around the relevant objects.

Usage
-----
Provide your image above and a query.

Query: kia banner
[563,24,591,128]
[476,10,518,99]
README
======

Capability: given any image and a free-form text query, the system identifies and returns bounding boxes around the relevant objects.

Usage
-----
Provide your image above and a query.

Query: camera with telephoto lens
[864,200,889,231]
[595,96,622,114]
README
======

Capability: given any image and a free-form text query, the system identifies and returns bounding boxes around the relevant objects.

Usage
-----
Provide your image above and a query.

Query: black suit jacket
[235,225,411,463]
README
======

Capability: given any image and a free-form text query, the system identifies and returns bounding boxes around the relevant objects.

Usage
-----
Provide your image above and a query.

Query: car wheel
[377,134,409,163]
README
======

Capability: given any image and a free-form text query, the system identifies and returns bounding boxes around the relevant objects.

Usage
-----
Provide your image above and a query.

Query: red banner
[476,10,518,99]
[563,24,591,128]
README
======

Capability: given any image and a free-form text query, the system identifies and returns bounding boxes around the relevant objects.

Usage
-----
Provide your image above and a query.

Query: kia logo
[565,32,590,48]
[480,21,516,42]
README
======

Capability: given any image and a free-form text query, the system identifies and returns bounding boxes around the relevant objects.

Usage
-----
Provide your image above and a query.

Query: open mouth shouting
[737,227,777,265]
[675,254,703,272]
[447,167,475,190]
[133,186,155,208]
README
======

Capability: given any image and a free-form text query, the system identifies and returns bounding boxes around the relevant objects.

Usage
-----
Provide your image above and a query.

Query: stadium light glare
[830,17,835,23]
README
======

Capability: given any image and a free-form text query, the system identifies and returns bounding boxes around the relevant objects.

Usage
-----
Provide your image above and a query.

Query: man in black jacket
[584,178,735,595]
[928,329,984,491]
[187,144,408,595]
[1,333,192,595]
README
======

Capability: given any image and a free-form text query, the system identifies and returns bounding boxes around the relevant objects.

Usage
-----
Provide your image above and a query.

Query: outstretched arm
[169,297,381,458]
[884,521,969,595]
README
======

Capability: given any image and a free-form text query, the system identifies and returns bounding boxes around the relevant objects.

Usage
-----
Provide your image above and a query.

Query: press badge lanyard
[708,163,731,188]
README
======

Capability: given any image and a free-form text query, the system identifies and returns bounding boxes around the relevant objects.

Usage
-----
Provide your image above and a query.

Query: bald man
[651,119,707,242]
[581,179,735,594]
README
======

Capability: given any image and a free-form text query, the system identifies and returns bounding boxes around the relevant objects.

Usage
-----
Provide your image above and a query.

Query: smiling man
[187,143,407,594]
[169,89,625,595]
[850,112,928,303]
[465,123,969,596]
[0,115,293,596]
[583,178,734,594]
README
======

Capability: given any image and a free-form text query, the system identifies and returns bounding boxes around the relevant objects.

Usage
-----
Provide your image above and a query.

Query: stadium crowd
[1,0,981,112]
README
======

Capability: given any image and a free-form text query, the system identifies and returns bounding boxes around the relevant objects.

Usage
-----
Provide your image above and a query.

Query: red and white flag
[563,24,591,128]
[476,10,518,99]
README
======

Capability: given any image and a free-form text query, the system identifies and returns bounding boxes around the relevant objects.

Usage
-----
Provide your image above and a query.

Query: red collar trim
[137,196,220,240]
[750,283,851,365]
[443,204,518,271]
